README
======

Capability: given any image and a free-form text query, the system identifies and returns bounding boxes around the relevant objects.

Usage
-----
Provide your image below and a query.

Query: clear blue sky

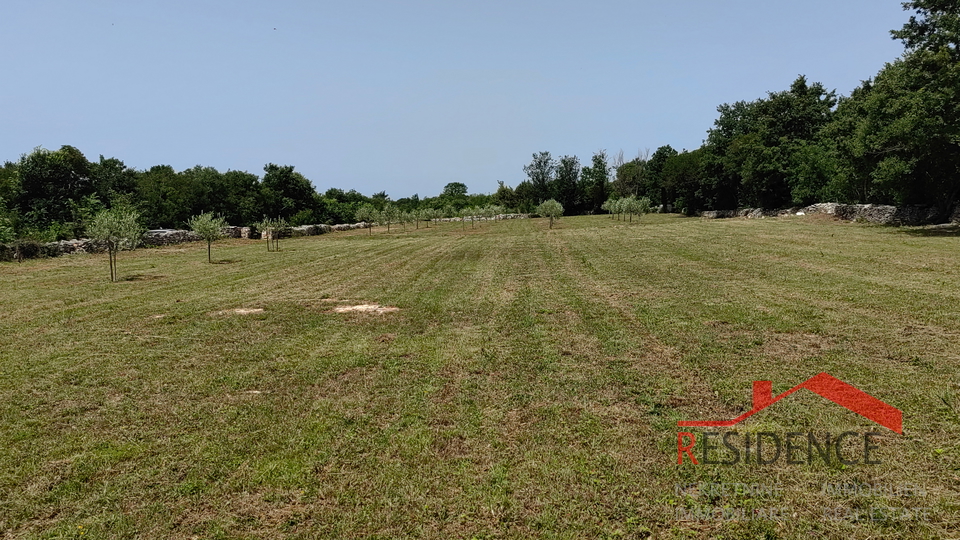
[2,0,908,199]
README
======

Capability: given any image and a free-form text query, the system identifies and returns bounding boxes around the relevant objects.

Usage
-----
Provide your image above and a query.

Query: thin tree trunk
[207,241,212,263]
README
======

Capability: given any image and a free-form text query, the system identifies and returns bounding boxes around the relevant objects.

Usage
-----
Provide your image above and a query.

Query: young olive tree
[428,207,443,226]
[457,207,471,229]
[355,204,377,235]
[601,198,615,218]
[257,217,288,252]
[536,199,564,229]
[380,203,399,233]
[629,196,653,222]
[188,212,227,263]
[87,206,144,282]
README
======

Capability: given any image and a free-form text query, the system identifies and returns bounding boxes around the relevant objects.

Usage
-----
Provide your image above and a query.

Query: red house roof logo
[677,372,902,434]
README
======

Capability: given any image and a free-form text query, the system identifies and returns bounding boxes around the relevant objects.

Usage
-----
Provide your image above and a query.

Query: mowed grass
[1,215,959,539]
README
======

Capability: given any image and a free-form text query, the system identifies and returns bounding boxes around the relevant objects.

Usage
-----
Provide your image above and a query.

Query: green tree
[257,217,288,252]
[261,164,317,220]
[90,156,138,202]
[581,151,610,214]
[612,151,649,199]
[16,145,93,231]
[0,197,14,243]
[355,203,378,235]
[135,165,200,228]
[892,0,960,59]
[87,206,144,282]
[535,199,564,229]
[442,182,468,198]
[662,149,706,215]
[523,152,555,203]
[379,203,399,232]
[553,156,582,214]
[703,76,837,209]
[187,212,227,263]
[824,48,960,214]
[620,195,652,222]
[646,145,678,206]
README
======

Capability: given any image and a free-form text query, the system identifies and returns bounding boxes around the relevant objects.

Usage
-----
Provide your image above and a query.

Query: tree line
[2,2,956,243]
[0,149,497,243]
[502,1,960,219]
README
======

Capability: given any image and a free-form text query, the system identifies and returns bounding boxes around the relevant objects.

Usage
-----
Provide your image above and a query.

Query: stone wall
[221,226,243,238]
[433,213,531,223]
[702,203,960,225]
[142,229,202,246]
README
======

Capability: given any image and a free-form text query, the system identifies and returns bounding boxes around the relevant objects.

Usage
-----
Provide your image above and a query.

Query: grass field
[1,214,959,539]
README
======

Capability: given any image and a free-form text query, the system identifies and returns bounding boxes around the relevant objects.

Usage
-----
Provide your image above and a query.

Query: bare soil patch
[212,308,265,316]
[332,304,399,314]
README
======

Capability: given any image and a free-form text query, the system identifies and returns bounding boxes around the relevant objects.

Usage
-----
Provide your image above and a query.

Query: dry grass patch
[331,304,400,314]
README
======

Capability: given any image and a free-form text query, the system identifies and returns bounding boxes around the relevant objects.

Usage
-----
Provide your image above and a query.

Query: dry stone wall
[702,203,960,225]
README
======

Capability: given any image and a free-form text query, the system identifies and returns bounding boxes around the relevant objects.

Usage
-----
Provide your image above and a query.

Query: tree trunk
[109,247,116,282]
[207,241,212,263]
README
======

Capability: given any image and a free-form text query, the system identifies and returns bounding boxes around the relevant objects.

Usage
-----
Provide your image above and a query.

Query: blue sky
[2,0,908,198]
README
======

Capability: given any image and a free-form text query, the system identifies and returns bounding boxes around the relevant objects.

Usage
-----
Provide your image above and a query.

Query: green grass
[1,215,958,539]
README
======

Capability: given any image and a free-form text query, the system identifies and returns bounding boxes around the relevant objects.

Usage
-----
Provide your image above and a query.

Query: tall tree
[662,149,706,215]
[552,155,581,213]
[523,151,555,204]
[703,76,836,209]
[90,156,138,202]
[824,48,960,214]
[16,145,93,228]
[135,165,199,228]
[261,163,317,220]
[580,151,610,214]
[612,151,649,199]
[646,145,678,206]
[491,181,519,211]
[892,0,960,59]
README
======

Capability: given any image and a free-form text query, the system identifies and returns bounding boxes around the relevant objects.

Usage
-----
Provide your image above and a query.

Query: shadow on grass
[212,259,241,264]
[896,224,960,237]
[121,274,166,281]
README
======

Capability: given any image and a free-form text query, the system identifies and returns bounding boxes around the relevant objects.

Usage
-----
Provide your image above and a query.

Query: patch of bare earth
[332,304,399,314]
[211,308,265,316]
[761,331,834,361]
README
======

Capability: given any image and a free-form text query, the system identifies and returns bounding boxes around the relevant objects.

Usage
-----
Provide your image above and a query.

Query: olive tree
[601,198,615,218]
[257,217,288,251]
[379,203,399,232]
[536,199,564,229]
[187,212,227,263]
[355,204,377,235]
[87,206,144,282]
